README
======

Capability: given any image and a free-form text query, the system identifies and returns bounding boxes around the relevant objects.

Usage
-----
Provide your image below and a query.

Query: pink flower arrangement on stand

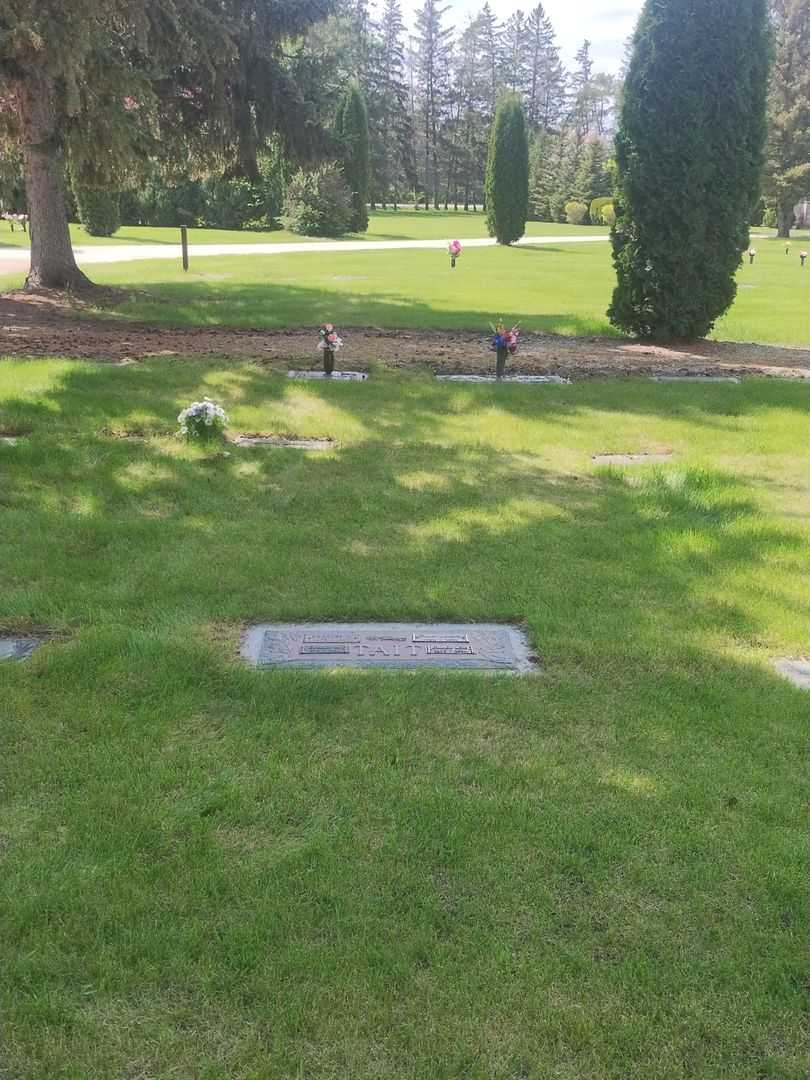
[318,323,343,375]
[448,239,462,269]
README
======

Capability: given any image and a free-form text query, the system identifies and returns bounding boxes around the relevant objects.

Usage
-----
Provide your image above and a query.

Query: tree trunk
[777,199,793,240]
[19,75,90,291]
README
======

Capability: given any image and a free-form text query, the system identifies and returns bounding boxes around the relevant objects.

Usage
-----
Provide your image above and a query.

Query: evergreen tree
[525,4,565,130]
[371,0,416,207]
[502,11,529,95]
[335,81,370,231]
[485,94,530,243]
[0,0,334,290]
[414,0,453,209]
[609,0,769,340]
[573,136,611,205]
[476,4,504,116]
[763,0,810,238]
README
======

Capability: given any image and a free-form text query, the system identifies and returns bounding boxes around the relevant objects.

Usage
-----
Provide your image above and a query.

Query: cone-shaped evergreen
[485,95,530,245]
[609,0,769,340]
[335,81,370,232]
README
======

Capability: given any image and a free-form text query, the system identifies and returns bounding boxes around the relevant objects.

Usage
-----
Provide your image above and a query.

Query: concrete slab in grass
[241,623,539,673]
[772,659,810,690]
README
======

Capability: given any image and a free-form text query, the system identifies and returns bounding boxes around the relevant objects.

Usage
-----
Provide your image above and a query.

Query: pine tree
[609,0,769,340]
[502,12,529,96]
[0,0,335,290]
[371,0,415,208]
[525,4,565,131]
[573,136,611,205]
[763,0,810,238]
[414,0,453,209]
[335,81,370,231]
[476,4,503,116]
[485,94,530,244]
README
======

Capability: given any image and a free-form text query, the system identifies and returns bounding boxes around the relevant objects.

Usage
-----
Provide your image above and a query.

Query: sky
[391,1,645,73]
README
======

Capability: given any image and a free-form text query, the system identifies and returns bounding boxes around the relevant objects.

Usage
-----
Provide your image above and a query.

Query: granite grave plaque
[436,374,570,385]
[772,659,810,690]
[593,453,673,465]
[288,371,368,381]
[0,637,43,661]
[241,623,538,672]
[651,375,741,384]
[233,435,336,450]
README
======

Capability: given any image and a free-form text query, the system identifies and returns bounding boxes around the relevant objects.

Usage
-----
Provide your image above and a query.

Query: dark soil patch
[1,288,810,381]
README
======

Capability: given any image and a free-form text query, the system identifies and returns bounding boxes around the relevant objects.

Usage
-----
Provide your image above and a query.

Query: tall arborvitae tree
[485,94,530,243]
[609,0,769,340]
[335,80,370,231]
[0,0,334,290]
[763,0,810,238]
[414,0,453,209]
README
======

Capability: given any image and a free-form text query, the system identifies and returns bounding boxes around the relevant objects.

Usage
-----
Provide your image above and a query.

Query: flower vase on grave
[496,346,507,379]
[323,346,335,376]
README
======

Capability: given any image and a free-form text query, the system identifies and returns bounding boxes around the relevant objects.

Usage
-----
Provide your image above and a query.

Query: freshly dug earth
[1,289,809,380]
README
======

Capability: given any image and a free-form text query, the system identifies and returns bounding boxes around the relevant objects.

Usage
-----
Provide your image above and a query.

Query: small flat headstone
[0,436,18,446]
[650,375,741,383]
[0,637,43,662]
[593,453,673,465]
[233,435,336,450]
[242,623,538,673]
[288,371,368,381]
[436,374,570,384]
[772,659,810,690]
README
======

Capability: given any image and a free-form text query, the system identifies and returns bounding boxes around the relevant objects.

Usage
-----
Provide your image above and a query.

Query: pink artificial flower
[449,240,462,255]
[327,332,338,344]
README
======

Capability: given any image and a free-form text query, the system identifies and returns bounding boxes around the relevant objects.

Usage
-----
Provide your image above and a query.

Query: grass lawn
[0,210,608,250]
[1,359,809,1078]
[2,232,804,346]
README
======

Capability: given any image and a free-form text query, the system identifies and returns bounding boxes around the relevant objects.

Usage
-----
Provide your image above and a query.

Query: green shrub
[762,206,777,228]
[589,196,613,224]
[76,189,121,236]
[284,164,352,237]
[601,203,616,226]
[200,179,268,230]
[565,201,589,226]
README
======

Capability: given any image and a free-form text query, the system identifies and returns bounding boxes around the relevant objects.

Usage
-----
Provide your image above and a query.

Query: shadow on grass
[1,358,809,1077]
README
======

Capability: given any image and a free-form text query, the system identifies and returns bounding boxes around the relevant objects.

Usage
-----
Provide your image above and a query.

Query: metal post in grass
[181,226,189,272]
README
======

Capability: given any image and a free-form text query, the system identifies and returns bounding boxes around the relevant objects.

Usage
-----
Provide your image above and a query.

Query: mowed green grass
[1,358,809,1078]
[0,209,607,249]
[65,236,810,345]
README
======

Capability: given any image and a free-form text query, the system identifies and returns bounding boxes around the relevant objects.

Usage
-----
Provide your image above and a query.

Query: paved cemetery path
[0,233,609,272]
[0,290,808,381]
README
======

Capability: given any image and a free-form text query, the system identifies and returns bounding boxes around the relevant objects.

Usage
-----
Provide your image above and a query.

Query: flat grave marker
[593,452,673,465]
[288,371,368,381]
[436,374,571,385]
[772,659,810,690]
[242,623,538,673]
[651,375,741,384]
[233,435,336,450]
[0,636,44,661]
